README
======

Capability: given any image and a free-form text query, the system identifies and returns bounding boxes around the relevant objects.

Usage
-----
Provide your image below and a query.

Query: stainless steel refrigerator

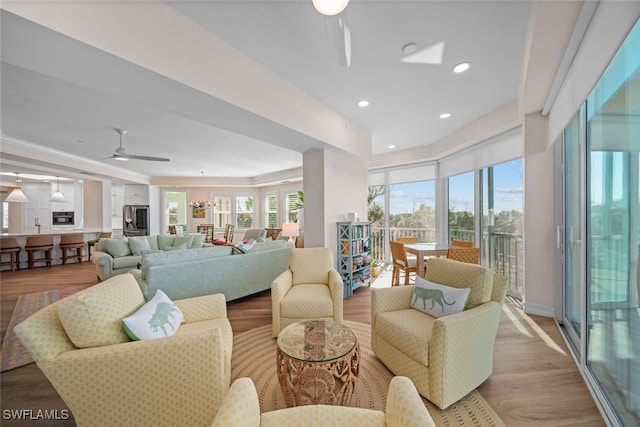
[123,205,150,236]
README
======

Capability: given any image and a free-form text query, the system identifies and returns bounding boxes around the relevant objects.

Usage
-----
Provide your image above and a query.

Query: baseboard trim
[523,302,555,317]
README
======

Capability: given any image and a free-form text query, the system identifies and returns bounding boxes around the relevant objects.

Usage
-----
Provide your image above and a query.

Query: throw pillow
[128,237,151,256]
[165,243,188,251]
[237,239,257,252]
[104,238,132,258]
[173,235,194,248]
[122,290,184,341]
[411,276,470,318]
[56,274,145,348]
[190,233,206,248]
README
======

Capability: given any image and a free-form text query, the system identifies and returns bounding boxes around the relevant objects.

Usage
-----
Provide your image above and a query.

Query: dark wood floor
[0,263,604,426]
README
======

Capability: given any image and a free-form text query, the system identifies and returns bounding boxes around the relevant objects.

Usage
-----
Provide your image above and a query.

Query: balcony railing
[371,227,524,298]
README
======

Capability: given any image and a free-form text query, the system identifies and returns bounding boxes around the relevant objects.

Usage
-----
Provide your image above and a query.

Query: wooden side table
[276,320,359,407]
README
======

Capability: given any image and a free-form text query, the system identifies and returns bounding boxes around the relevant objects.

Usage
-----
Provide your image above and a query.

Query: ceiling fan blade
[123,154,170,162]
[324,12,351,68]
[106,128,170,162]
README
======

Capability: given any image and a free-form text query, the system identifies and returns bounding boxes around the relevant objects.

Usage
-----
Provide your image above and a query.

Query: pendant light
[189,171,212,209]
[6,172,29,203]
[49,176,67,203]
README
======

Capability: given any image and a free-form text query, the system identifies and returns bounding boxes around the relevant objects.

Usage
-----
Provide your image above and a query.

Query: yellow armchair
[211,376,435,427]
[14,274,233,427]
[271,248,343,337]
[371,257,508,409]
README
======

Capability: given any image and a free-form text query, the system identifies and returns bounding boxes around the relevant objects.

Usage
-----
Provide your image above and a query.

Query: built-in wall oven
[52,211,74,225]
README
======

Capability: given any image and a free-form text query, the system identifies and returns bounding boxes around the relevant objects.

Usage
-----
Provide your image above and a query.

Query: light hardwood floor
[0,263,604,426]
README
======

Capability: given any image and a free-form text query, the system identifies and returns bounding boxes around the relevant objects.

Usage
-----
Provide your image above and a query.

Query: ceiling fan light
[313,0,349,16]
[6,188,29,203]
[113,155,129,161]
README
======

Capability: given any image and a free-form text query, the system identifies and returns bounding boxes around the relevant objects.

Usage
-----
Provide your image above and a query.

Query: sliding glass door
[559,20,639,425]
[563,108,586,352]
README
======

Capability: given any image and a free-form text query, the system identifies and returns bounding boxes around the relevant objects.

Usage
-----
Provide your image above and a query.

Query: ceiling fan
[314,0,351,68]
[107,128,170,162]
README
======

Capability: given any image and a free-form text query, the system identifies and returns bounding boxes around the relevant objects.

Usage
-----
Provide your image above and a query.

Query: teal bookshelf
[337,222,372,298]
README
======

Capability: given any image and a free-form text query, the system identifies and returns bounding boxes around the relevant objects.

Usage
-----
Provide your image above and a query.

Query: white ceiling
[1,1,537,184]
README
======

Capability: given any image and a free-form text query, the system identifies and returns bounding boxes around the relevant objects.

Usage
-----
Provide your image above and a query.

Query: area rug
[231,320,504,426]
[1,287,81,372]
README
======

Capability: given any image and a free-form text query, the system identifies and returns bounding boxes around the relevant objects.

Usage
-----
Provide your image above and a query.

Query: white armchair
[371,257,508,409]
[211,376,435,427]
[271,248,343,337]
[14,273,233,427]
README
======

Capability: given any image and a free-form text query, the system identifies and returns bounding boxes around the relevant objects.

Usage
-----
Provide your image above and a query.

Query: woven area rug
[231,320,504,426]
[1,287,81,372]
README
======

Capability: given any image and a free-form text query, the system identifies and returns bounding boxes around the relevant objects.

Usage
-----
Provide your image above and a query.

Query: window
[2,198,8,232]
[285,192,302,223]
[368,164,437,263]
[448,171,475,244]
[389,181,436,243]
[235,195,254,228]
[212,194,256,229]
[368,185,385,261]
[264,193,278,228]
[213,196,232,228]
[480,159,523,296]
[164,191,187,233]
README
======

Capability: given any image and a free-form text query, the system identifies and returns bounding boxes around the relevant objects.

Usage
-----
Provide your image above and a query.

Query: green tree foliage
[367,186,385,226]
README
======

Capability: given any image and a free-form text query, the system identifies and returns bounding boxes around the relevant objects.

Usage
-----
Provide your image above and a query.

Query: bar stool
[87,232,112,260]
[60,233,84,265]
[25,235,54,269]
[0,237,22,271]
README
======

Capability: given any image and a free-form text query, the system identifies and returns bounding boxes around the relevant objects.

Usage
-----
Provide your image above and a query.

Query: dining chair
[446,246,480,264]
[451,239,473,248]
[213,224,235,245]
[395,236,418,244]
[389,240,418,286]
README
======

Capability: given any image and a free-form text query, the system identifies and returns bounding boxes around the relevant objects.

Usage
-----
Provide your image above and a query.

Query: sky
[383,159,523,215]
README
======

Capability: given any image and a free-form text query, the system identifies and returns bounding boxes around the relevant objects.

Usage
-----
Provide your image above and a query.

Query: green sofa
[131,239,291,302]
[91,234,211,281]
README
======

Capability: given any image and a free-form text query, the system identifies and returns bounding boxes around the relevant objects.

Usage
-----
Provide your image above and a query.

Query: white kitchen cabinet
[22,184,51,234]
[124,184,149,205]
[112,185,124,217]
[50,182,75,212]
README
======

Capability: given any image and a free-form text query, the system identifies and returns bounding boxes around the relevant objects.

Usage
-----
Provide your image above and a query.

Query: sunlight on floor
[504,302,567,355]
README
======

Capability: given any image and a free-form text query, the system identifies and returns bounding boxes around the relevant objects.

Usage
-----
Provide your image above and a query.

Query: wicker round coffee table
[276,319,360,407]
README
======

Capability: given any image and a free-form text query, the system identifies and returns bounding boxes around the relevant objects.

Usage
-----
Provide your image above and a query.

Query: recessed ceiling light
[401,42,418,55]
[439,113,451,119]
[452,62,471,73]
[388,145,396,149]
[358,100,370,107]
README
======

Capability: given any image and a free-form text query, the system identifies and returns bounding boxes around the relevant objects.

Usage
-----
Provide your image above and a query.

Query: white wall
[522,112,556,316]
[303,150,368,259]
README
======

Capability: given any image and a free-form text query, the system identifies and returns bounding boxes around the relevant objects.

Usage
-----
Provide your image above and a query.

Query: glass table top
[277,320,357,363]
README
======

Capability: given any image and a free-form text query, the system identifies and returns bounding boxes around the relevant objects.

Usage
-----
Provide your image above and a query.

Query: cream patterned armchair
[271,247,343,337]
[14,273,233,427]
[371,257,508,409]
[211,376,435,427]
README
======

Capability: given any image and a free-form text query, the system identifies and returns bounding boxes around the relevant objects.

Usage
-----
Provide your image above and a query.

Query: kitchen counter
[1,230,108,268]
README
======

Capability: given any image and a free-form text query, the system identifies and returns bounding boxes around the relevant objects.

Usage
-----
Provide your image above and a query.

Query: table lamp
[281,223,299,248]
